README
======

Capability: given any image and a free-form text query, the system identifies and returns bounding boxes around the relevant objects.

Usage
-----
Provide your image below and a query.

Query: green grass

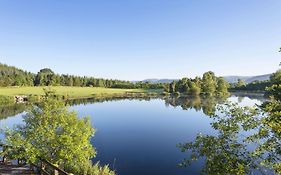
[0,86,162,99]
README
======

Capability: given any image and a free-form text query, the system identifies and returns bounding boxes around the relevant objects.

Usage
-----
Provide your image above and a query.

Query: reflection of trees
[0,103,29,120]
[238,96,244,103]
[178,103,281,174]
[0,96,159,120]
[66,96,159,106]
[164,96,227,116]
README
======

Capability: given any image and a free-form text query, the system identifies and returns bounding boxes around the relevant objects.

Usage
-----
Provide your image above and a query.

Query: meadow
[0,86,162,99]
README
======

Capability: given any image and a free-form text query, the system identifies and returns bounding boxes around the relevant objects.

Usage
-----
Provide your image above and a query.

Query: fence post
[41,161,46,175]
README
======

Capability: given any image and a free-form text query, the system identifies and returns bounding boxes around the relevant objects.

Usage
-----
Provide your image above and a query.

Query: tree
[270,70,281,84]
[202,71,217,96]
[178,68,281,174]
[3,97,115,175]
[169,81,176,93]
[34,68,55,86]
[216,77,230,96]
[236,79,246,88]
[189,82,201,96]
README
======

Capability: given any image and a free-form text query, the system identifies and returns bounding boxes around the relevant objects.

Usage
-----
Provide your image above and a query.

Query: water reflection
[0,103,29,120]
[0,94,277,175]
[178,102,280,174]
[65,96,159,106]
[0,96,160,121]
[163,96,228,116]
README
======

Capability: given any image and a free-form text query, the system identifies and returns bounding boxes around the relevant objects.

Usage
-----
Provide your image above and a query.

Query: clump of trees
[2,94,115,175]
[165,71,230,97]
[230,78,271,92]
[0,63,34,86]
[0,63,163,89]
[178,49,281,174]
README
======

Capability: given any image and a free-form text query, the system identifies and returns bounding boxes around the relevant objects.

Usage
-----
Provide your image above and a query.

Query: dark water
[0,95,272,175]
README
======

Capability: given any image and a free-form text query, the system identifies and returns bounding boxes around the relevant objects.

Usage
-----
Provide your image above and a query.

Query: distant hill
[136,74,271,84]
[223,74,271,84]
[142,79,178,84]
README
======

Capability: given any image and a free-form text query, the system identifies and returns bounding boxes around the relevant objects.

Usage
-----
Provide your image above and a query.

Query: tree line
[164,71,230,97]
[229,78,271,92]
[0,63,163,89]
[178,67,281,174]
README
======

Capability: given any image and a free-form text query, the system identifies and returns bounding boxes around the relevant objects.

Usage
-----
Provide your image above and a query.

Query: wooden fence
[0,143,73,175]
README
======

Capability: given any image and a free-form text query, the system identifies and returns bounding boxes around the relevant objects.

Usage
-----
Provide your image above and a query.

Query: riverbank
[0,86,163,104]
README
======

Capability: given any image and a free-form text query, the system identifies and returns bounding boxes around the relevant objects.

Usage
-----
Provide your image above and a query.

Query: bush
[0,95,14,105]
[65,160,115,175]
[27,95,42,102]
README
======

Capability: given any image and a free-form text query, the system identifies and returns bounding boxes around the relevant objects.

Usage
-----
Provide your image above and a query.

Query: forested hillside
[0,63,162,89]
[0,63,34,86]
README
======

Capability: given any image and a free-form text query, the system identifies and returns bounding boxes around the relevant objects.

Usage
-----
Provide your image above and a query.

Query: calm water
[0,95,268,175]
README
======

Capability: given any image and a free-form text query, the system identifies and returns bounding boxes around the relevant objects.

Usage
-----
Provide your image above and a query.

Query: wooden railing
[0,144,73,175]
[31,159,71,175]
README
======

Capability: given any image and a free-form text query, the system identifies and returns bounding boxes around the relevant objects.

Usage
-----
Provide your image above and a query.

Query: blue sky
[0,0,280,80]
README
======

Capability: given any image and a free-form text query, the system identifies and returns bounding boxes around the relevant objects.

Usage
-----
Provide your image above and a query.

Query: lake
[0,94,274,175]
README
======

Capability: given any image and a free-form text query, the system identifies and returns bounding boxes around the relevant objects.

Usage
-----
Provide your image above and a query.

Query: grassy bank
[0,86,163,99]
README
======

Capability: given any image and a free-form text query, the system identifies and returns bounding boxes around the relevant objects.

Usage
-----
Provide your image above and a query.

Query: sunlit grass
[0,86,162,99]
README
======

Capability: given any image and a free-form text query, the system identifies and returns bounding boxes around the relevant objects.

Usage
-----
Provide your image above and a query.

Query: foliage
[165,72,229,97]
[178,68,281,174]
[2,98,115,175]
[235,79,246,88]
[0,95,14,105]
[65,161,115,175]
[178,102,280,174]
[0,63,163,89]
[230,73,277,92]
[0,63,34,86]
[216,77,230,97]
[230,80,271,92]
[202,71,217,96]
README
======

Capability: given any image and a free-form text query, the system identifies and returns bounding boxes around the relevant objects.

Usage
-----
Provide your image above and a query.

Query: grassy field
[0,86,162,99]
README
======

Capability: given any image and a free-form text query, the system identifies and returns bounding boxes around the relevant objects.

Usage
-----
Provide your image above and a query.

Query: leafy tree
[2,97,115,175]
[270,70,281,84]
[169,81,176,93]
[167,72,229,97]
[231,80,271,92]
[202,71,217,96]
[178,102,280,174]
[216,77,230,96]
[189,82,201,96]
[178,68,281,174]
[235,79,246,88]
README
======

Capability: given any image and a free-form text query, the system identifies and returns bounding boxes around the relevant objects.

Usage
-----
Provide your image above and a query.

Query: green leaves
[1,98,115,174]
[178,101,281,174]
